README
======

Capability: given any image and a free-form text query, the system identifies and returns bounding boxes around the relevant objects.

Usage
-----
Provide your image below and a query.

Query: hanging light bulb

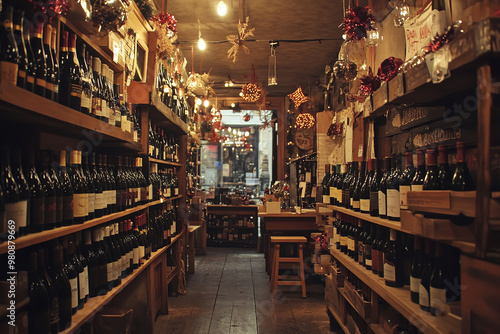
[198,37,206,50]
[268,41,278,86]
[394,0,411,28]
[217,1,227,16]
[203,99,209,107]
[196,98,202,105]
[365,21,382,47]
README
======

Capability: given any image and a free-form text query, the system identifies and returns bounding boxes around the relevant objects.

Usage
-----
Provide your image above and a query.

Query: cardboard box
[266,201,281,213]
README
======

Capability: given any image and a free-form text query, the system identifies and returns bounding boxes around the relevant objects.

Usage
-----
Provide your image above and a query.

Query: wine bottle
[378,157,391,219]
[50,26,59,102]
[352,161,363,212]
[430,243,445,315]
[384,229,404,287]
[58,30,69,105]
[0,6,19,86]
[43,24,54,100]
[321,164,331,204]
[13,9,27,89]
[387,155,401,221]
[100,62,110,123]
[91,56,103,119]
[452,142,474,191]
[1,147,24,240]
[376,228,386,278]
[28,251,51,334]
[410,236,424,304]
[32,22,47,97]
[58,150,74,226]
[364,224,374,270]
[104,225,119,287]
[369,158,380,217]
[91,152,104,218]
[27,149,45,233]
[66,239,85,310]
[68,33,82,111]
[82,229,99,298]
[411,149,425,191]
[75,232,89,303]
[61,238,79,315]
[37,248,60,334]
[360,159,372,214]
[82,153,95,220]
[10,148,29,237]
[39,151,57,230]
[48,243,72,330]
[69,151,86,224]
[423,149,439,190]
[437,145,452,190]
[100,226,114,291]
[46,150,63,228]
[23,18,37,92]
[79,44,92,115]
[399,152,415,210]
[358,221,367,265]
[419,239,434,312]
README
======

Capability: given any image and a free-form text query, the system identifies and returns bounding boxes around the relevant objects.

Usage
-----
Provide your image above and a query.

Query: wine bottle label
[387,189,400,218]
[360,199,370,212]
[365,258,372,266]
[341,235,347,247]
[378,191,386,215]
[81,90,91,109]
[133,131,138,142]
[18,69,26,79]
[93,97,102,117]
[49,294,59,326]
[83,266,89,296]
[411,184,423,191]
[400,185,411,209]
[352,200,360,209]
[45,81,54,93]
[348,238,354,252]
[166,188,171,198]
[111,190,116,205]
[430,286,446,310]
[175,188,179,196]
[70,83,82,98]
[36,78,47,89]
[372,249,379,271]
[139,245,145,260]
[370,191,378,211]
[45,196,57,224]
[30,197,45,226]
[410,276,421,293]
[73,193,88,218]
[53,84,59,94]
[79,270,86,298]
[133,247,139,264]
[88,193,95,214]
[27,75,35,84]
[5,200,28,230]
[334,229,340,244]
[101,100,108,118]
[95,192,104,210]
[384,261,396,282]
[148,184,153,200]
[106,262,113,283]
[1,61,18,85]
[69,277,78,309]
[358,242,364,262]
[323,195,330,204]
[419,284,430,307]
[337,189,343,204]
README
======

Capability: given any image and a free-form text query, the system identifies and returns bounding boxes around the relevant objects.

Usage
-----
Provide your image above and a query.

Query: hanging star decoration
[288,87,310,109]
[259,110,276,130]
[227,17,255,63]
[240,83,261,102]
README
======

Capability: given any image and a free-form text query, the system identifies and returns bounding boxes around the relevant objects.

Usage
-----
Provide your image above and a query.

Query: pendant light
[268,41,278,86]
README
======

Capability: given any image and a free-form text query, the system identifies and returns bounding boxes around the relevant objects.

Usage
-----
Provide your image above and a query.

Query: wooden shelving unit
[206,205,259,248]
[0,200,161,255]
[60,231,184,334]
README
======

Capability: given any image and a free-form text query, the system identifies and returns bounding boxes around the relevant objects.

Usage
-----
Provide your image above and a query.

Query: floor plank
[154,247,330,334]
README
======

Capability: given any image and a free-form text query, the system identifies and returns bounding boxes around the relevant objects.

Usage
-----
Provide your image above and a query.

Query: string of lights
[176,37,343,45]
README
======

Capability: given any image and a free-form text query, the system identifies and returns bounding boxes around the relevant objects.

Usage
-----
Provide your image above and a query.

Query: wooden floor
[154,247,330,334]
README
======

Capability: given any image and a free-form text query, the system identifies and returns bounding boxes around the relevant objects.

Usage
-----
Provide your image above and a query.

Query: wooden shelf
[329,247,459,334]
[0,200,161,255]
[207,225,257,229]
[0,81,141,151]
[149,157,183,167]
[166,266,180,284]
[60,236,176,334]
[148,94,188,134]
[369,323,390,334]
[326,304,349,334]
[325,204,402,231]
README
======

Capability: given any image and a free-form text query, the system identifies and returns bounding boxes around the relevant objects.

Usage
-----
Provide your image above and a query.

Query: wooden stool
[270,236,307,298]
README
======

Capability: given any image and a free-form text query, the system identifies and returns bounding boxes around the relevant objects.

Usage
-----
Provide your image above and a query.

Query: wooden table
[259,211,319,275]
[187,225,201,274]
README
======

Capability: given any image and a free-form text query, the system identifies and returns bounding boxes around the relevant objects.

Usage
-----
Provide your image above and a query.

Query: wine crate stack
[315,14,500,334]
[0,1,191,333]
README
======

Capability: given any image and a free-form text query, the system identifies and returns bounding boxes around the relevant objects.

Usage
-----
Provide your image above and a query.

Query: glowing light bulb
[245,131,250,137]
[229,81,234,87]
[217,1,227,16]
[198,37,206,50]
[231,103,235,108]
[203,99,209,107]
[196,98,202,105]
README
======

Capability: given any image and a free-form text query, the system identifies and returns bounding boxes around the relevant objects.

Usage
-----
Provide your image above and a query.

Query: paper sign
[222,164,230,177]
[305,172,312,183]
[299,181,307,198]
[113,40,120,63]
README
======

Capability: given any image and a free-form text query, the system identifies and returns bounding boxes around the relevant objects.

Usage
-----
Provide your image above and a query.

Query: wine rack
[206,205,258,247]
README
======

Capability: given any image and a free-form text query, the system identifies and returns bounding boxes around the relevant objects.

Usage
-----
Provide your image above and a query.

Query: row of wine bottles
[207,231,257,242]
[148,120,179,162]
[320,142,474,221]
[0,6,140,139]
[0,147,181,241]
[7,208,180,334]
[155,62,189,123]
[207,214,256,228]
[330,215,461,316]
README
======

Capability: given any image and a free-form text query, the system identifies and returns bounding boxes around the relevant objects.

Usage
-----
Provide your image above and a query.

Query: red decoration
[152,12,178,35]
[342,6,375,41]
[360,68,381,95]
[29,0,69,21]
[423,24,459,55]
[244,115,251,122]
[377,57,403,82]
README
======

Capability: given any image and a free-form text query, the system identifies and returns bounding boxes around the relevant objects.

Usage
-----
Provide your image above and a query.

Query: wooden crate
[331,265,345,288]
[387,73,404,102]
[407,190,476,217]
[372,81,388,111]
[404,61,431,92]
[343,281,371,321]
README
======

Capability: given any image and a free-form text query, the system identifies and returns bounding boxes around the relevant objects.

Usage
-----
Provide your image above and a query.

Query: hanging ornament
[359,68,381,95]
[240,83,261,102]
[341,6,375,41]
[393,0,412,28]
[377,57,404,81]
[288,87,309,109]
[91,0,128,33]
[227,16,255,63]
[135,0,155,21]
[152,12,178,37]
[28,0,69,21]
[187,72,214,97]
[242,111,253,122]
[423,21,462,55]
[333,60,357,82]
[365,21,382,46]
[295,113,315,129]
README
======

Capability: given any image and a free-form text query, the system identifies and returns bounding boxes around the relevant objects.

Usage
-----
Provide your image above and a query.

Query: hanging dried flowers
[91,0,128,33]
[135,0,155,21]
[28,0,69,21]
[240,83,261,102]
[342,6,375,41]
[227,16,255,63]
[288,87,310,109]
[152,12,178,36]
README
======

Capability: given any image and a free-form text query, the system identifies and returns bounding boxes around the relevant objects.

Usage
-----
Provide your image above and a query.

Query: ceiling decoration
[227,16,256,63]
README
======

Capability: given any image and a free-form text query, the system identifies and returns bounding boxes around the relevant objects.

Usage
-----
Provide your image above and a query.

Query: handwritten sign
[404,4,447,60]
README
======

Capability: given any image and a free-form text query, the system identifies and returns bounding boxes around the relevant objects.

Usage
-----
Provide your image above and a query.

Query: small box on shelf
[343,280,371,322]
[372,81,388,111]
[388,72,404,102]
[407,190,476,217]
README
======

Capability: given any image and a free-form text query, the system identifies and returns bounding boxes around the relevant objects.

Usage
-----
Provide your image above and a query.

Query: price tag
[358,144,363,157]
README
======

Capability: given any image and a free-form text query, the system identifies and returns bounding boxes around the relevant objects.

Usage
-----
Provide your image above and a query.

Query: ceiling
[154,0,346,98]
